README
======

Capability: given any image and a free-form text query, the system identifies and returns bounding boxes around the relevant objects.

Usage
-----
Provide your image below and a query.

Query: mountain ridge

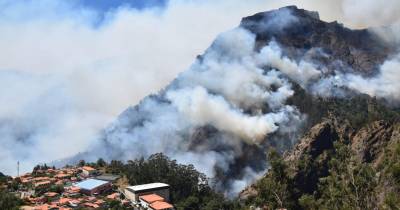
[241,5,393,75]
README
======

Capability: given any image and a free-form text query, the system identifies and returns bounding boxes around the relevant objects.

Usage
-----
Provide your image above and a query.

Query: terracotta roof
[106,193,119,200]
[95,199,104,205]
[67,186,80,193]
[28,196,46,203]
[83,202,100,208]
[35,181,51,187]
[33,204,49,210]
[81,166,96,171]
[48,204,58,209]
[44,192,58,197]
[139,194,164,204]
[20,206,35,210]
[55,180,63,185]
[33,177,50,181]
[21,179,31,183]
[59,198,72,204]
[70,199,80,204]
[150,201,174,210]
[55,173,70,178]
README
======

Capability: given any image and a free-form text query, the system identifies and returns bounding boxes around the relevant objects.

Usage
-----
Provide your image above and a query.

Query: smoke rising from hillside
[0,0,300,175]
[80,24,314,195]
[333,56,400,103]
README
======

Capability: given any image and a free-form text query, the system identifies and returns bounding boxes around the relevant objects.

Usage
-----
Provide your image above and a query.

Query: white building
[124,183,170,203]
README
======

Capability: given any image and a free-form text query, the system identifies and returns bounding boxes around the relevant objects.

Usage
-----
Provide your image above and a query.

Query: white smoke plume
[167,86,293,141]
[0,0,303,175]
[177,28,296,110]
[333,56,400,102]
[256,41,321,87]
[85,22,318,195]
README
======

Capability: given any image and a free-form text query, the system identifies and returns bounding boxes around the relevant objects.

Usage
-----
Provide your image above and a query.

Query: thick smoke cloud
[256,42,321,87]
[349,57,400,100]
[85,23,317,196]
[167,86,286,141]
[341,0,400,28]
[334,56,400,102]
[0,0,295,175]
[168,28,302,143]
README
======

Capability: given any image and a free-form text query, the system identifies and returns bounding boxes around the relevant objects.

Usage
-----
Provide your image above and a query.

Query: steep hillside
[240,117,400,209]
[75,5,400,198]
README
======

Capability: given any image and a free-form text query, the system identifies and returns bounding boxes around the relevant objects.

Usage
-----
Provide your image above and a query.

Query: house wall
[124,189,137,203]
[124,188,170,203]
[140,199,150,208]
[82,169,97,177]
[80,183,112,195]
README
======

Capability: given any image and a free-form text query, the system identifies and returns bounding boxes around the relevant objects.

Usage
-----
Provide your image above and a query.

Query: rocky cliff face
[240,117,400,208]
[241,6,393,75]
[286,118,400,170]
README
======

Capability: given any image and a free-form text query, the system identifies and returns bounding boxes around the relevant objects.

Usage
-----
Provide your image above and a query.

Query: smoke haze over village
[1,0,400,199]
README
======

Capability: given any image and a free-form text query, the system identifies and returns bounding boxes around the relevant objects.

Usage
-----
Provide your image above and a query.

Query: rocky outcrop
[241,6,394,75]
[285,120,340,162]
[351,121,396,164]
[240,117,400,201]
[286,118,400,169]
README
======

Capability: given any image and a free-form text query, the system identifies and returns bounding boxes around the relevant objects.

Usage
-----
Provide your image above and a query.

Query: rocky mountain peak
[241,6,393,74]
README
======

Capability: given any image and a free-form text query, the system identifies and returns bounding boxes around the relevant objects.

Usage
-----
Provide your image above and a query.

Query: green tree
[49,184,64,194]
[314,142,378,210]
[105,153,239,209]
[255,150,296,209]
[0,190,22,210]
[96,158,107,167]
[78,160,86,167]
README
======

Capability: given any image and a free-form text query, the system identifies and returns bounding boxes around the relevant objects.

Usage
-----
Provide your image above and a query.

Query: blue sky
[0,0,168,26]
[74,0,168,12]
[71,0,169,27]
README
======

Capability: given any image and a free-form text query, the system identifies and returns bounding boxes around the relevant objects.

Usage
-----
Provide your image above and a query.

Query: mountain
[241,6,392,75]
[75,5,400,201]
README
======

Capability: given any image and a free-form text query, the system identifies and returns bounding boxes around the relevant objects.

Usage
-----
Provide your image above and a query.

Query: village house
[138,194,174,210]
[34,181,51,189]
[106,192,120,200]
[139,194,164,208]
[54,173,71,180]
[43,192,59,202]
[149,201,174,210]
[124,183,170,204]
[80,166,97,177]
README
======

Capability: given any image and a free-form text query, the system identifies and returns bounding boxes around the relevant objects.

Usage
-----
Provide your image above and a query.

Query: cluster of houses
[10,166,174,210]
